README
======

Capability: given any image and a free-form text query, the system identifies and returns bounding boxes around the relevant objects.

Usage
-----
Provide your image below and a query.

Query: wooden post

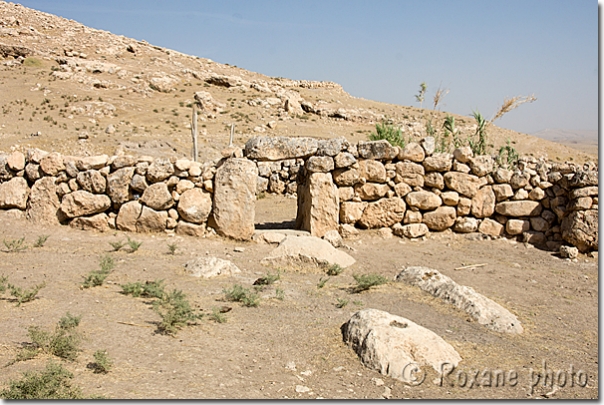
[191,104,198,162]
[229,123,234,147]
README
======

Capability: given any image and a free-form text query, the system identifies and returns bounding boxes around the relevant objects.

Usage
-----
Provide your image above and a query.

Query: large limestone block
[244,136,319,160]
[213,158,258,240]
[60,190,111,218]
[495,201,542,217]
[358,198,406,229]
[107,167,134,205]
[296,172,339,238]
[26,177,60,225]
[470,186,496,218]
[260,235,356,269]
[139,182,174,211]
[76,155,108,171]
[340,201,367,224]
[136,205,168,233]
[177,188,212,224]
[396,266,523,334]
[561,209,598,252]
[422,206,456,231]
[39,152,65,176]
[423,153,453,172]
[468,155,494,177]
[399,142,425,162]
[357,140,398,160]
[69,213,110,232]
[116,201,142,232]
[395,161,425,187]
[332,168,362,187]
[341,308,462,383]
[0,177,30,210]
[7,151,25,171]
[355,183,390,201]
[305,156,334,173]
[76,170,106,194]
[358,159,387,183]
[479,218,504,237]
[443,172,486,198]
[146,158,174,183]
[394,223,429,238]
[405,191,442,211]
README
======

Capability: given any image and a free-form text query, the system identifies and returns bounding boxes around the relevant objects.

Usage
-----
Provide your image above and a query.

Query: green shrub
[223,284,260,307]
[108,240,125,252]
[8,282,46,306]
[166,243,178,255]
[352,274,389,293]
[326,264,344,276]
[0,361,85,399]
[253,270,280,288]
[368,121,406,149]
[275,287,285,301]
[497,140,519,169]
[335,298,349,308]
[82,255,114,288]
[3,237,27,252]
[126,237,142,253]
[90,350,112,374]
[152,289,202,335]
[209,308,227,323]
[33,235,50,248]
[12,313,82,364]
[317,277,329,289]
[120,279,165,299]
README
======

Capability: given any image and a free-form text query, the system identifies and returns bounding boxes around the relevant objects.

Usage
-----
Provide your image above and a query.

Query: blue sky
[16,0,598,134]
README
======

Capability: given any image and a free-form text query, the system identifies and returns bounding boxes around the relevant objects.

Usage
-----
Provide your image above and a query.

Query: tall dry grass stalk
[490,94,537,124]
[433,86,449,110]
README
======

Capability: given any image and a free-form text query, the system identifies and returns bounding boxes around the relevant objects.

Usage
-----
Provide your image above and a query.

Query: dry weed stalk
[490,94,537,124]
[432,86,449,110]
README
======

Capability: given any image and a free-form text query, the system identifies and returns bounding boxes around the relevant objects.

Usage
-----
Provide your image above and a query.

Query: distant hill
[0,2,597,164]
[531,129,598,156]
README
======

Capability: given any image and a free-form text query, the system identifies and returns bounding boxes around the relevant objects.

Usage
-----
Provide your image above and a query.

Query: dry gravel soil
[0,194,598,399]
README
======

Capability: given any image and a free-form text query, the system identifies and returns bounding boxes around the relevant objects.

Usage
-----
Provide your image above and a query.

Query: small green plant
[3,237,27,252]
[326,264,344,276]
[33,235,50,248]
[275,287,285,301]
[209,307,227,323]
[7,282,46,306]
[317,277,329,289]
[469,110,488,156]
[0,361,85,399]
[497,139,519,169]
[152,289,203,335]
[109,240,125,251]
[223,284,260,307]
[90,350,112,374]
[120,279,165,299]
[82,255,114,288]
[126,237,142,253]
[368,120,405,148]
[335,298,349,308]
[167,242,178,255]
[352,274,389,293]
[0,275,7,293]
[415,81,427,109]
[353,300,364,306]
[12,313,82,365]
[253,270,280,288]
[257,192,266,200]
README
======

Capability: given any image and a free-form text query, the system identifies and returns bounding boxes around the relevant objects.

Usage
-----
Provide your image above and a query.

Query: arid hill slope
[0,1,597,164]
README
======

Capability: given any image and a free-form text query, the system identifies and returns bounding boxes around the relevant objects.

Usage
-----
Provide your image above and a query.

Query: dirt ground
[0,194,598,399]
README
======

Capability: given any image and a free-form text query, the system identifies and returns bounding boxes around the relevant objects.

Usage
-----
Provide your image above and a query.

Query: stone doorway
[254,193,298,230]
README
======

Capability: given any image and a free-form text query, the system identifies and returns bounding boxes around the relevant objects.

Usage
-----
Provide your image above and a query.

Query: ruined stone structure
[0,136,598,253]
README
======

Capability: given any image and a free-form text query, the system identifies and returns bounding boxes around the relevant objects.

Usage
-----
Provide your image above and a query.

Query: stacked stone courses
[0,136,597,253]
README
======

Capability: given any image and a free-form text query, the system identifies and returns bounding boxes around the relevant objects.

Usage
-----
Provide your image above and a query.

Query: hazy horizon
[10,0,600,136]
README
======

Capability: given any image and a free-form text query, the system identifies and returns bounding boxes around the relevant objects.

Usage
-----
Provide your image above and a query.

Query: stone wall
[0,136,598,252]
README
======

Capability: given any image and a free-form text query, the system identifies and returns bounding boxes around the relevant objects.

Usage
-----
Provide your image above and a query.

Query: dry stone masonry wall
[0,136,598,253]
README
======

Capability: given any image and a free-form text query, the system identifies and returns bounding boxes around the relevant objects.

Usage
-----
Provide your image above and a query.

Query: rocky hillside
[0,1,596,164]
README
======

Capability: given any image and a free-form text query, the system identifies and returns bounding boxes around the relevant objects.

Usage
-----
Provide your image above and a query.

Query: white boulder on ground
[396,266,523,334]
[260,235,355,269]
[184,256,242,278]
[341,309,461,383]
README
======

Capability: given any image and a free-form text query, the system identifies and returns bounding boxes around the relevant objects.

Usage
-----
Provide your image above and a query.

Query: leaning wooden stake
[229,123,234,147]
[191,104,198,162]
